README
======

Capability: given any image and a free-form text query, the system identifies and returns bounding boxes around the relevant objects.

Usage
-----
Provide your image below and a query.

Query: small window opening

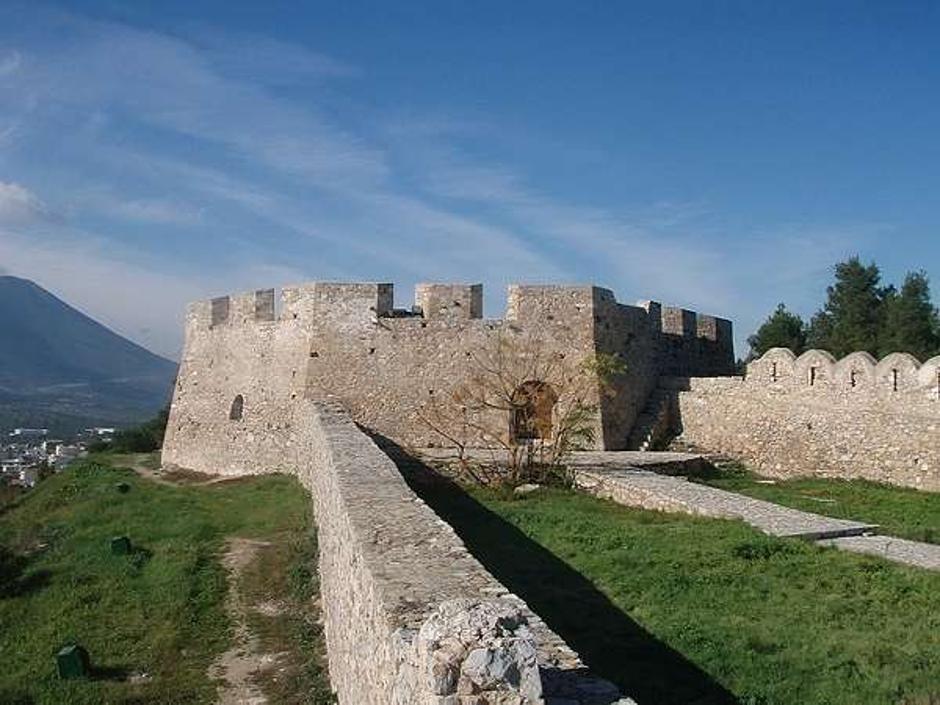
[850,370,858,388]
[369,347,376,355]
[229,394,244,421]
[892,368,899,392]
[310,351,319,358]
[771,362,778,382]
[936,370,940,399]
[809,366,818,386]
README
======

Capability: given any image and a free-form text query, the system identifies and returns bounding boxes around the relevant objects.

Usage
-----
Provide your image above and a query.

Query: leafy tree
[879,271,940,360]
[807,257,887,357]
[98,406,170,453]
[747,304,807,358]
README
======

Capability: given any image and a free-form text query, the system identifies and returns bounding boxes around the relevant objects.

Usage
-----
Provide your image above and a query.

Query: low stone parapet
[293,400,631,704]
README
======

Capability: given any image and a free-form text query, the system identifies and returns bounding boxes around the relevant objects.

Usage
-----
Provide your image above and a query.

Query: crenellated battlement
[747,347,940,400]
[192,281,733,356]
[169,278,736,463]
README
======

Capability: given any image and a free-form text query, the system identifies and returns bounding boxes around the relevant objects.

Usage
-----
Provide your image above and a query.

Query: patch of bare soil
[210,537,286,705]
[130,461,242,487]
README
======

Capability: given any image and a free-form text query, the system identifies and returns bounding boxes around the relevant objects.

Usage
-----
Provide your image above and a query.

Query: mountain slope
[0,276,176,431]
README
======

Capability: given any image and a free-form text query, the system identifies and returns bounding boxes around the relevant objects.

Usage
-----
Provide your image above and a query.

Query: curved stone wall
[673,348,940,490]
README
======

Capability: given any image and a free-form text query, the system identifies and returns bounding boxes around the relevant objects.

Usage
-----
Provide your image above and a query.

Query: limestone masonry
[162,281,734,474]
[162,280,938,702]
[669,347,940,491]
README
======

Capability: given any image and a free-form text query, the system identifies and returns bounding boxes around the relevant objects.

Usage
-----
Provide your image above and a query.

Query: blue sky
[0,1,938,359]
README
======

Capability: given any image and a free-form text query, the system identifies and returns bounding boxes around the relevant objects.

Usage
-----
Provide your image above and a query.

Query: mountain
[0,276,177,433]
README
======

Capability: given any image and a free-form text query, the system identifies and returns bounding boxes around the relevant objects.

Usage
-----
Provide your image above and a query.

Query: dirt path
[125,455,235,488]
[209,537,284,705]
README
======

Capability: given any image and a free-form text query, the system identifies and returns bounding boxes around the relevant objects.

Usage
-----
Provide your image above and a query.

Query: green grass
[0,455,327,704]
[238,526,334,704]
[697,464,940,544]
[406,468,940,705]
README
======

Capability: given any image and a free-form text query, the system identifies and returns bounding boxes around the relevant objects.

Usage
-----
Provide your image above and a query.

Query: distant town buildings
[0,429,94,489]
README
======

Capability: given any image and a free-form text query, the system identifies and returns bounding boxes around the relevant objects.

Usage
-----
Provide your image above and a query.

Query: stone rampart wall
[275,400,630,703]
[673,348,940,490]
[162,281,734,464]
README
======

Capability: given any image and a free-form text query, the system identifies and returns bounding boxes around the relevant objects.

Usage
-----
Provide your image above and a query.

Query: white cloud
[0,49,20,77]
[72,188,205,226]
[0,9,908,360]
[0,181,51,223]
[0,225,309,359]
[193,31,357,85]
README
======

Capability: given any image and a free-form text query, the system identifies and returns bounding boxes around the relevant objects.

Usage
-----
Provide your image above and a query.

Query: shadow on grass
[0,689,34,705]
[374,435,739,705]
[90,664,133,681]
[0,547,52,599]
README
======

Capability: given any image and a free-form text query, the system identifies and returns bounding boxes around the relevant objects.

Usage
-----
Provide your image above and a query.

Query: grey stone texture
[162,282,734,478]
[670,347,940,491]
[180,394,631,703]
[573,466,877,540]
[822,535,940,570]
[161,280,938,699]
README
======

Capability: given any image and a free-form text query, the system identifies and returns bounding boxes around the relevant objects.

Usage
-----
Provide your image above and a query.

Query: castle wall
[162,280,735,471]
[162,288,307,475]
[181,392,633,703]
[304,284,605,452]
[672,348,940,490]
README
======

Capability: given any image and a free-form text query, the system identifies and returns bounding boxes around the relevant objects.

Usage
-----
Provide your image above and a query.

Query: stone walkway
[573,460,938,571]
[822,535,940,571]
[575,468,877,540]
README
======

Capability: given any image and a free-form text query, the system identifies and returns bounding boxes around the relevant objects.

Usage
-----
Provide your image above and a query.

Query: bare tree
[417,329,625,487]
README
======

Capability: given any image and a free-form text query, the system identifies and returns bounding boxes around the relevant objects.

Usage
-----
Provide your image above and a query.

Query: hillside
[0,276,176,432]
[0,456,329,703]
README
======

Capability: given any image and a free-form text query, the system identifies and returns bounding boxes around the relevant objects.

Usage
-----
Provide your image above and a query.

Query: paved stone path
[575,463,940,570]
[575,467,878,540]
[418,448,938,571]
[822,535,940,571]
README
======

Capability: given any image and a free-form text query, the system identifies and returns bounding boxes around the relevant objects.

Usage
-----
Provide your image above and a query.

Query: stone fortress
[162,280,939,704]
[163,281,735,476]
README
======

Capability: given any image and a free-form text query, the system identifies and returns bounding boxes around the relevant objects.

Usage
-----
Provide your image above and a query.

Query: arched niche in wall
[875,352,921,393]
[229,394,245,421]
[834,351,877,390]
[747,347,796,384]
[794,350,837,388]
[918,355,940,400]
[509,381,557,442]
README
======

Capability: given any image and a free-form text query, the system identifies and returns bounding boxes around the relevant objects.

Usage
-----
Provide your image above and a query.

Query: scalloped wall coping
[747,348,940,394]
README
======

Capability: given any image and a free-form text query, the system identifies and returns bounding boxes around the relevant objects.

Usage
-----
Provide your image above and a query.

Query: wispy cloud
[0,49,20,77]
[0,181,53,223]
[0,7,897,359]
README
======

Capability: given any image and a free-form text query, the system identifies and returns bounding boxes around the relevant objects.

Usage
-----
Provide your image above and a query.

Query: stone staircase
[626,382,678,451]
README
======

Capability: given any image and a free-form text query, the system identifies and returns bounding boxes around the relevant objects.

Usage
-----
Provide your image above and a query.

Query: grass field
[0,455,330,704]
[405,467,940,705]
[697,464,940,544]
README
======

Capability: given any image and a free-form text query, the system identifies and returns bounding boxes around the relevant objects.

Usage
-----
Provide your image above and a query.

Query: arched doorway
[510,381,557,442]
[229,394,244,420]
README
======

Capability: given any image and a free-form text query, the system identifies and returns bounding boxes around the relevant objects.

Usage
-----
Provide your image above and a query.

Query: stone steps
[626,386,677,451]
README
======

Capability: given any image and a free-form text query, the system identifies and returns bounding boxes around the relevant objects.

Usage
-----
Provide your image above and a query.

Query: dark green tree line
[748,257,940,360]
